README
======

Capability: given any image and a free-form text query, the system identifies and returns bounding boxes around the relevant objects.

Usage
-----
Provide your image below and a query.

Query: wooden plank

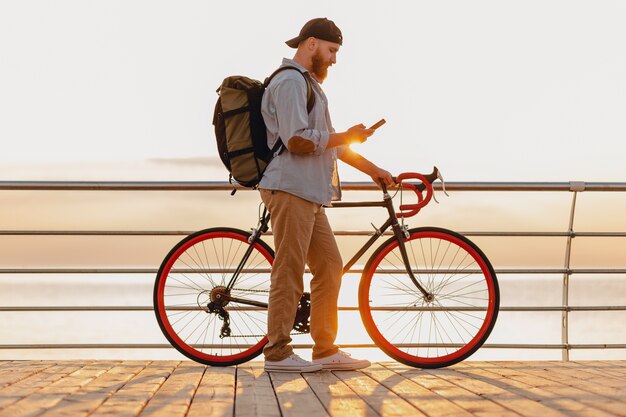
[269,369,328,417]
[303,369,378,417]
[0,393,67,417]
[0,362,54,389]
[420,364,575,417]
[461,362,619,417]
[88,362,179,417]
[139,362,205,417]
[547,361,626,388]
[186,365,234,417]
[0,362,89,410]
[361,363,474,417]
[332,369,423,417]
[571,361,626,378]
[235,362,280,417]
[0,362,56,409]
[487,361,626,416]
[0,395,23,410]
[0,362,105,417]
[506,361,626,400]
[21,362,97,389]
[36,361,149,417]
[0,361,47,372]
[382,363,520,417]
[79,361,149,395]
[0,362,49,375]
[36,365,111,395]
[501,361,626,416]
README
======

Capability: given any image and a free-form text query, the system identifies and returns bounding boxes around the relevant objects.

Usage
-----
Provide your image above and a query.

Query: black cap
[285,18,343,48]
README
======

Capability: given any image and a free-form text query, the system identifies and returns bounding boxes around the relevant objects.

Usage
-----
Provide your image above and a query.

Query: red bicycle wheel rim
[360,229,497,366]
[156,230,271,364]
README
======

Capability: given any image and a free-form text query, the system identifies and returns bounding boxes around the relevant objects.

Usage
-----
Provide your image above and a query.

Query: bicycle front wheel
[154,228,273,366]
[359,227,499,368]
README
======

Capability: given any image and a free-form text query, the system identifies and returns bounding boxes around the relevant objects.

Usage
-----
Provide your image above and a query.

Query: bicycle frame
[223,183,431,309]
[154,166,501,368]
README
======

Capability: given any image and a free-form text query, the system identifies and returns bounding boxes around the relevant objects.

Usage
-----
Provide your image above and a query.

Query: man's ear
[306,37,317,51]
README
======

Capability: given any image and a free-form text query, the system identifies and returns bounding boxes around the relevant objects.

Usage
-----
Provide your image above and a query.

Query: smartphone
[369,118,386,130]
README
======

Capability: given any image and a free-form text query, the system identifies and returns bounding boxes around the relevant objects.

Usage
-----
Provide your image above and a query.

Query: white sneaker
[264,354,323,373]
[313,350,371,370]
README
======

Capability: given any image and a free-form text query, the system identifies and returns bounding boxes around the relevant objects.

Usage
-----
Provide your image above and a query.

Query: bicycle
[153,167,499,369]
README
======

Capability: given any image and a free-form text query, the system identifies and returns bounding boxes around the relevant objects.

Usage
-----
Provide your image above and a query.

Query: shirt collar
[281,58,310,75]
[281,57,324,84]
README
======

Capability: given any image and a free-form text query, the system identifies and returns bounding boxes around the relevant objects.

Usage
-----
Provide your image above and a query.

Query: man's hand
[347,124,375,144]
[336,143,395,189]
[369,167,395,189]
[327,123,375,149]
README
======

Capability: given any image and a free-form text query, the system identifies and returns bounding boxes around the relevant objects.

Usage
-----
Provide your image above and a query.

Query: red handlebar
[394,172,434,218]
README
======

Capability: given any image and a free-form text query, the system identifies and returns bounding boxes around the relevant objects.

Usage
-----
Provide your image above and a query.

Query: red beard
[311,51,329,82]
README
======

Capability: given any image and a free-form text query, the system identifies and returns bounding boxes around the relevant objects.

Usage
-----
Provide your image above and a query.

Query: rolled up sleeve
[271,78,329,155]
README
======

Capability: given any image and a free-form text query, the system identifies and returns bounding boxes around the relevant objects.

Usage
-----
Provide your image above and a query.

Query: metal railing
[1,180,626,359]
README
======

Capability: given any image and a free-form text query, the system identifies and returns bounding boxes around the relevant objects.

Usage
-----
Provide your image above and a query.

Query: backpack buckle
[273,145,284,158]
[229,174,237,196]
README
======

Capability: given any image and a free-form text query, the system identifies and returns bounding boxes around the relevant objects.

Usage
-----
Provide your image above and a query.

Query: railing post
[562,182,584,360]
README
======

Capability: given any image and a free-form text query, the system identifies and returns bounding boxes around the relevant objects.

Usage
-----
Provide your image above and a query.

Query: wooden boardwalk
[1,360,625,417]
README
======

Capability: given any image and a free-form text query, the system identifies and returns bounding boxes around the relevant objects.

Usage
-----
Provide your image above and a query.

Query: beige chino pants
[260,189,343,361]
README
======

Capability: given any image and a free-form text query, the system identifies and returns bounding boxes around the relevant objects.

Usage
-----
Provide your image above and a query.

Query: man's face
[311,39,340,82]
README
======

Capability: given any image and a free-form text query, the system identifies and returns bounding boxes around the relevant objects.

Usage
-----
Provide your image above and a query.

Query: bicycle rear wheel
[154,228,273,366]
[359,227,499,368]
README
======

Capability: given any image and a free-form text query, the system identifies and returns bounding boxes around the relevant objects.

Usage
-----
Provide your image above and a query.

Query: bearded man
[259,17,394,372]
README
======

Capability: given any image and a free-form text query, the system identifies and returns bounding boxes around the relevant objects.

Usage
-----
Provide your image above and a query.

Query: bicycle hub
[210,286,231,307]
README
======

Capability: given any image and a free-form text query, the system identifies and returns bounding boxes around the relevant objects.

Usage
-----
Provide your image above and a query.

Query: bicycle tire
[154,227,273,366]
[359,227,499,368]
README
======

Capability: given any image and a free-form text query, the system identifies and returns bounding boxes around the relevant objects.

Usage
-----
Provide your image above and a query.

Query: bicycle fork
[339,188,432,302]
[382,189,432,302]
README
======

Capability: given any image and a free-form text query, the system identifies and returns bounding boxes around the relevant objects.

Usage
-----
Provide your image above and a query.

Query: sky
[1,0,625,182]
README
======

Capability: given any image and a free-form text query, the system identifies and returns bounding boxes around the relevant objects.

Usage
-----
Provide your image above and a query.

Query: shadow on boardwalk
[0,360,625,417]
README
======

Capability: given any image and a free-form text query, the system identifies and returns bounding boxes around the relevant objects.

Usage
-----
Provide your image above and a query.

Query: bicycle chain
[231,288,269,294]
[228,331,308,338]
[224,288,306,338]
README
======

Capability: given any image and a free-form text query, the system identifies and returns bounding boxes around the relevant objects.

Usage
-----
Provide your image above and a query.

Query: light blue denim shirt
[259,58,345,205]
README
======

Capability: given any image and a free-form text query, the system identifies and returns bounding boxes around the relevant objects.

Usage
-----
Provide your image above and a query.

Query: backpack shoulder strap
[264,66,316,113]
[265,66,317,157]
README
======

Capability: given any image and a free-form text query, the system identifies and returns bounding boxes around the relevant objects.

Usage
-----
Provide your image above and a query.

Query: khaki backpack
[213,66,315,189]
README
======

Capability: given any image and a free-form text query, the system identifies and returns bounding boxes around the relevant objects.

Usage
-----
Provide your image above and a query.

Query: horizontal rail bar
[2,306,626,312]
[2,230,626,237]
[1,343,625,350]
[0,231,193,236]
[2,268,626,274]
[2,181,626,192]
